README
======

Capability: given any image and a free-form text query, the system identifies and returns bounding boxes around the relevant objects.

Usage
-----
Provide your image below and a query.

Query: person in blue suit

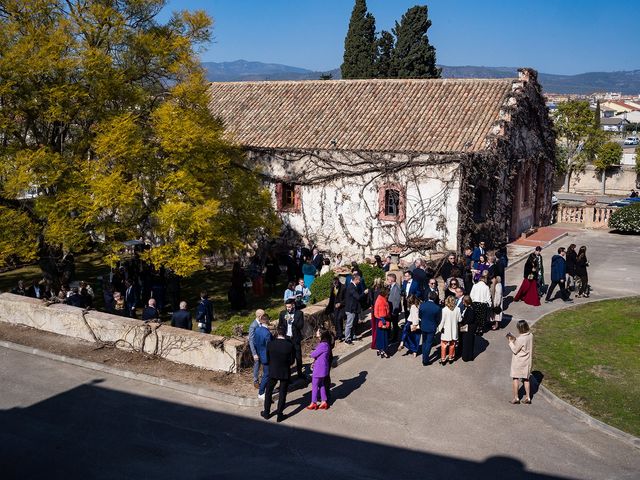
[254,314,273,399]
[419,291,442,366]
[471,240,486,263]
[545,247,572,303]
[401,270,423,318]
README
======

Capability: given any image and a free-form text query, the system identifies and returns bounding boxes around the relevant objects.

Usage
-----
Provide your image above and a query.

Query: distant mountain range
[203,60,640,95]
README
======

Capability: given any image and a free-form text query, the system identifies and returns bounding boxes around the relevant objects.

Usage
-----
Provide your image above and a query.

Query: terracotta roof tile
[207,78,514,153]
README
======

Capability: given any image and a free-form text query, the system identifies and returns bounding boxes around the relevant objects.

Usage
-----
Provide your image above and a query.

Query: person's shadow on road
[286,370,368,418]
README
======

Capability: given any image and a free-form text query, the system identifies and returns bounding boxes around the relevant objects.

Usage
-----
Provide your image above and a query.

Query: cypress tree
[341,0,377,79]
[375,30,395,78]
[391,5,441,79]
[594,100,601,128]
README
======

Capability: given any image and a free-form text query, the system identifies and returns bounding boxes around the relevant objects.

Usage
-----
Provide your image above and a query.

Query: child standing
[307,329,333,410]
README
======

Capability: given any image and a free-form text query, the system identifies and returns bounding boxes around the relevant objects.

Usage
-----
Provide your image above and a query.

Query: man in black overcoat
[261,326,295,423]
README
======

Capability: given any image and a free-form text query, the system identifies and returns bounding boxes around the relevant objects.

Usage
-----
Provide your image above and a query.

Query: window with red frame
[378,184,405,222]
[276,182,301,212]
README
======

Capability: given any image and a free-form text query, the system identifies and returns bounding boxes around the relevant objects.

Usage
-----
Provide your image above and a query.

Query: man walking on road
[545,247,572,303]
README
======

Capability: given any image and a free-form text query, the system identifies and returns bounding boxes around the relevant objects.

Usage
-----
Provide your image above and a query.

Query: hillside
[203,60,640,94]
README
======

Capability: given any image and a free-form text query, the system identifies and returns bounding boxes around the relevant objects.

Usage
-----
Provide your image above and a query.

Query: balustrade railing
[556,204,616,228]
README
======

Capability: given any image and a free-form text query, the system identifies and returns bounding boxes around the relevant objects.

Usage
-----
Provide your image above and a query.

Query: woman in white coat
[438,295,462,365]
[507,320,533,404]
[490,275,503,330]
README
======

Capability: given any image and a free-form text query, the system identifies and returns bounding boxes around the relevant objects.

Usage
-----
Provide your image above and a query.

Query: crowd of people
[8,237,581,418]
[247,241,534,421]
[513,243,590,307]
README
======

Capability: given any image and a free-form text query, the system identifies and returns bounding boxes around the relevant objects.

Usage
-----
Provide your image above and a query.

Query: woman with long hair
[575,246,589,298]
[399,294,421,356]
[513,253,541,306]
[490,275,503,330]
[373,286,391,358]
[444,278,460,299]
[565,243,577,291]
[438,295,462,364]
[459,296,477,362]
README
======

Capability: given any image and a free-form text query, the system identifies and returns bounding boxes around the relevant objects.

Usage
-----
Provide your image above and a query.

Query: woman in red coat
[373,287,391,358]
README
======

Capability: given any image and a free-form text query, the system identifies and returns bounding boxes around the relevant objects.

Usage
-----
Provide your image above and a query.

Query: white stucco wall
[251,150,461,260]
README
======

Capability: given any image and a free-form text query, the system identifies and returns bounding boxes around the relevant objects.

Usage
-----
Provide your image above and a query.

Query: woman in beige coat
[507,320,533,404]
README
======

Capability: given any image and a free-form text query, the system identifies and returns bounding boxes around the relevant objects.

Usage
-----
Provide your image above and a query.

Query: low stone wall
[0,293,242,373]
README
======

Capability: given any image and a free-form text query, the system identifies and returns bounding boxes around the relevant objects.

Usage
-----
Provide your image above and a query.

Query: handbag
[377,318,390,329]
[459,324,468,333]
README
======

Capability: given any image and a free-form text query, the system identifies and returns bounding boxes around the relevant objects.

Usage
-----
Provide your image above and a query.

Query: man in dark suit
[196,291,214,333]
[343,274,368,344]
[311,247,324,270]
[261,326,294,423]
[26,280,44,299]
[419,291,442,366]
[401,270,422,318]
[471,240,486,263]
[493,253,506,289]
[171,301,192,330]
[545,247,572,303]
[386,273,402,343]
[411,259,428,297]
[66,287,86,308]
[325,277,346,340]
[141,298,161,322]
[124,280,138,319]
[440,253,457,284]
[426,279,440,305]
[278,299,305,379]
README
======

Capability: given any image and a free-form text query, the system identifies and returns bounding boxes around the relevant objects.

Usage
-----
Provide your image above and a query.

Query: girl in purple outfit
[307,329,333,410]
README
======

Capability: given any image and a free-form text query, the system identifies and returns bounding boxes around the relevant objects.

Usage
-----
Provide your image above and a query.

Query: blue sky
[161,0,640,74]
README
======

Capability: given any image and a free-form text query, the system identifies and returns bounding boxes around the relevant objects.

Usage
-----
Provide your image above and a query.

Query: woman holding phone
[507,320,533,404]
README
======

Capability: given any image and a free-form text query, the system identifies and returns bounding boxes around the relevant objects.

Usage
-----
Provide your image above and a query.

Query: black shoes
[276,414,288,423]
[260,410,270,420]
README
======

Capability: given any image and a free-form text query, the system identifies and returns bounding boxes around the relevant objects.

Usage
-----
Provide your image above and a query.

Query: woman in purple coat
[307,330,333,410]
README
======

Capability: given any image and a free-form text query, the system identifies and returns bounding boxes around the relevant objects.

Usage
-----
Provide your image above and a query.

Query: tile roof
[207,78,515,154]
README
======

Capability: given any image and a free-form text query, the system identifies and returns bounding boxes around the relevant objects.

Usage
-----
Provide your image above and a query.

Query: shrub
[214,306,282,337]
[609,203,640,233]
[309,262,385,303]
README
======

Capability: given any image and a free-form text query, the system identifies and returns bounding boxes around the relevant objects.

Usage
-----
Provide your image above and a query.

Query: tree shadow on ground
[0,380,577,480]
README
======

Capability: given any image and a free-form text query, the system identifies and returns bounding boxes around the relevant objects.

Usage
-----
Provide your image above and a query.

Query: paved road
[1,229,639,479]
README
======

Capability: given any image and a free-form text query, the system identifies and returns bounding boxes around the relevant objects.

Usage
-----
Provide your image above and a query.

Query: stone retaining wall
[0,293,242,373]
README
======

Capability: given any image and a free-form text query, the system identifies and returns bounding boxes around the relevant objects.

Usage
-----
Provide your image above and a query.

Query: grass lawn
[532,297,640,437]
[0,254,289,337]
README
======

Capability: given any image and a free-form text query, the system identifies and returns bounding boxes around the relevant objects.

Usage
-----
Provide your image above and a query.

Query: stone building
[207,68,555,259]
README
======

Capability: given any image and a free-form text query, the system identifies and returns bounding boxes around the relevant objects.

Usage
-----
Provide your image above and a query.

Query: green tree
[341,0,376,79]
[319,72,333,80]
[374,30,395,78]
[553,101,608,192]
[594,100,601,128]
[635,145,640,175]
[593,141,622,194]
[0,1,277,278]
[391,5,441,79]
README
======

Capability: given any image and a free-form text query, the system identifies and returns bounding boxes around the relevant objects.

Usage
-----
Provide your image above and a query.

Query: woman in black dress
[565,243,577,291]
[459,295,477,362]
[575,246,589,298]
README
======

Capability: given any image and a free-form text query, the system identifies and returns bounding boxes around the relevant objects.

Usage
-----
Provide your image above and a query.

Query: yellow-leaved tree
[0,1,278,279]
